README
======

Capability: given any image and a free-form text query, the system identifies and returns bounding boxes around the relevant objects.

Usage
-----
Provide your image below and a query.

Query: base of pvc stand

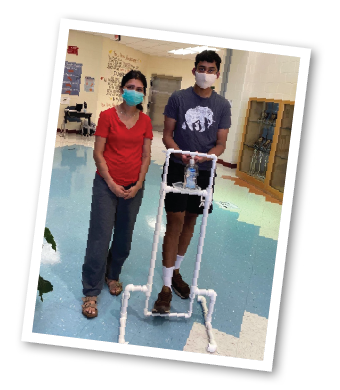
[119,287,218,353]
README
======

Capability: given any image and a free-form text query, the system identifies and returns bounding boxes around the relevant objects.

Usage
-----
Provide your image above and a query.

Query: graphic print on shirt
[181,106,215,133]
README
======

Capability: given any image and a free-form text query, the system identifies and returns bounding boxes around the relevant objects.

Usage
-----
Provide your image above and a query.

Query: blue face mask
[122,89,144,106]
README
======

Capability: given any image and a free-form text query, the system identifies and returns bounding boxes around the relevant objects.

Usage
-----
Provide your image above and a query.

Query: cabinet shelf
[248,120,277,125]
[244,143,272,154]
[275,155,288,160]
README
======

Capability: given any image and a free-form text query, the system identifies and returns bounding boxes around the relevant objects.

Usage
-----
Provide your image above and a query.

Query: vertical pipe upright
[144,149,173,313]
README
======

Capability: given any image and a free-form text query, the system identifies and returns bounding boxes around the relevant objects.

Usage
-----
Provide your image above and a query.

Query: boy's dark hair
[120,70,147,110]
[194,50,222,72]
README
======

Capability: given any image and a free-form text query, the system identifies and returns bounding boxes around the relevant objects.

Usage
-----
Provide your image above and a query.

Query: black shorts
[163,158,215,215]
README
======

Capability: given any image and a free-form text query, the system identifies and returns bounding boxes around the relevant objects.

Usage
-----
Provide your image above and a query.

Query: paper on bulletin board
[84,76,95,92]
[60,96,70,105]
[62,61,82,95]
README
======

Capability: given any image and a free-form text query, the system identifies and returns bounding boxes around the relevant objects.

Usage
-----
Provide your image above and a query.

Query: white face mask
[195,72,217,89]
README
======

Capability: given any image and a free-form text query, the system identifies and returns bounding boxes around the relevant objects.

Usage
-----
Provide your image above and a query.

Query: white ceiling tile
[81,32,224,59]
[120,36,143,44]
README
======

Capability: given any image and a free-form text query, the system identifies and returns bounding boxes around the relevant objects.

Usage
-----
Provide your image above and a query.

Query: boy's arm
[162,116,191,164]
[194,128,229,163]
[208,128,229,157]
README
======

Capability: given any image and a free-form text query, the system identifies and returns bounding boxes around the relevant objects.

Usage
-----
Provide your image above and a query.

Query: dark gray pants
[82,173,144,296]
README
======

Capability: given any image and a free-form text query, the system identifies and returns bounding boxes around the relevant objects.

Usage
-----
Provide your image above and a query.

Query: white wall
[59,30,104,131]
[58,31,224,131]
[59,33,298,167]
[221,50,300,165]
[96,37,149,116]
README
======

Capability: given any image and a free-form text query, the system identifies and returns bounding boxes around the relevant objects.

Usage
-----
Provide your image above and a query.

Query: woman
[81,70,153,318]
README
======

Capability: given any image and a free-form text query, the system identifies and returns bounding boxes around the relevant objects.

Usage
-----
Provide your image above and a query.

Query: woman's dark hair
[120,70,147,111]
[194,50,222,72]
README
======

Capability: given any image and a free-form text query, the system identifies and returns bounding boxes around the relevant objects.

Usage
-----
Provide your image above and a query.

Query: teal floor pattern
[33,145,277,351]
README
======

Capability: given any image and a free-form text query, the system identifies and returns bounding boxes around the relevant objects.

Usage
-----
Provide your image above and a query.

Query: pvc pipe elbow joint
[207,289,217,299]
[207,343,217,353]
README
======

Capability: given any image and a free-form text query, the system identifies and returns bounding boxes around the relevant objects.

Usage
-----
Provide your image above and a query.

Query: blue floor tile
[34,144,278,349]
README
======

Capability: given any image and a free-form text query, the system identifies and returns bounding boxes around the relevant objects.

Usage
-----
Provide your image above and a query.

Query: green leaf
[37,275,53,302]
[44,227,56,251]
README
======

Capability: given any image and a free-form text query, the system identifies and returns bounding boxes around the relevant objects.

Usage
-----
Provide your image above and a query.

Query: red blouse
[94,107,153,186]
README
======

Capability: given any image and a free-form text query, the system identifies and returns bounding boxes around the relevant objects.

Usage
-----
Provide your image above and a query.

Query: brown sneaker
[172,272,190,299]
[152,287,172,314]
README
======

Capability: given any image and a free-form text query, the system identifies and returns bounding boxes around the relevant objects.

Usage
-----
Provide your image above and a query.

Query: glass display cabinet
[236,98,294,201]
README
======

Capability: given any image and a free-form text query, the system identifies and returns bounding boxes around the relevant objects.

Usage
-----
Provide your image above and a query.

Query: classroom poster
[61,61,83,95]
[84,76,95,92]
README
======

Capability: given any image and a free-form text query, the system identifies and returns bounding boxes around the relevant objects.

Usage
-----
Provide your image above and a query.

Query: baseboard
[217,158,237,169]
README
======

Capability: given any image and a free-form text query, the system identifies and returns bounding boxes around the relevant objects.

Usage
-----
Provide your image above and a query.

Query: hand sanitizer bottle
[184,158,198,189]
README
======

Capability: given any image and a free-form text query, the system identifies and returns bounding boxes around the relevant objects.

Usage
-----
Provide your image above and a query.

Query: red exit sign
[67,46,79,55]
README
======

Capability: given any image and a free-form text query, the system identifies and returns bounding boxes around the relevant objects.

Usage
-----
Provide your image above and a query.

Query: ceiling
[84,31,224,60]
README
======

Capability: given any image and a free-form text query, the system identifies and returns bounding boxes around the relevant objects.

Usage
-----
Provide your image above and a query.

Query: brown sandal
[106,278,123,296]
[81,296,98,318]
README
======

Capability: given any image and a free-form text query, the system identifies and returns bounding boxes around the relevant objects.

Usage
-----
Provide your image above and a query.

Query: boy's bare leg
[162,211,198,284]
[153,212,198,312]
[175,212,198,275]
[162,211,185,269]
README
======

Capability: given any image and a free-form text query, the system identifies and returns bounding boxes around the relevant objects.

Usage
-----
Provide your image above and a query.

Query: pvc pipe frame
[118,149,218,353]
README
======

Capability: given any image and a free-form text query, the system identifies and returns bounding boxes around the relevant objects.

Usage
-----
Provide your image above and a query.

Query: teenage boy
[152,50,232,313]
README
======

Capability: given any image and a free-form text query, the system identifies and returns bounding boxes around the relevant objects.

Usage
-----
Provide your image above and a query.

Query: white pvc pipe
[145,311,191,318]
[197,289,218,353]
[197,289,217,323]
[118,149,219,352]
[119,284,148,344]
[188,186,213,318]
[165,185,207,196]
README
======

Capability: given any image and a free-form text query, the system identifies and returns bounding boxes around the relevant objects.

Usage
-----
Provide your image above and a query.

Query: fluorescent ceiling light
[168,48,198,55]
[169,46,221,55]
[190,46,220,52]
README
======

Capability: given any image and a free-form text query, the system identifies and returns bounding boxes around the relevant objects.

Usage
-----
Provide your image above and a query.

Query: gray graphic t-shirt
[163,86,232,170]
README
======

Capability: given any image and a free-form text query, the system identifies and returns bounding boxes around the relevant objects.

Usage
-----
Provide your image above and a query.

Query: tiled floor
[34,130,282,359]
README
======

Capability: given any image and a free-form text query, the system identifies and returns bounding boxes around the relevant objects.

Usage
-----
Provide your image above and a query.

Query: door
[148,76,182,132]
